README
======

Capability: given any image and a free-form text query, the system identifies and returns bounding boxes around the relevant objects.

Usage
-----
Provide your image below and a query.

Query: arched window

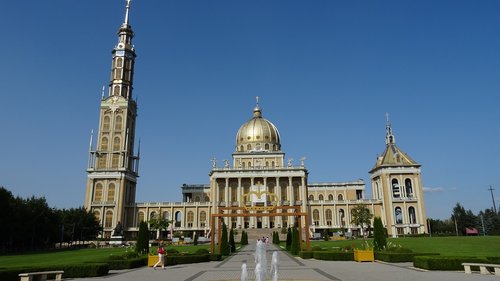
[242,162,245,168]
[107,183,115,202]
[113,137,121,151]
[94,183,103,201]
[338,194,344,201]
[200,211,207,227]
[247,144,251,150]
[325,209,333,226]
[328,194,333,200]
[265,144,270,150]
[175,211,182,227]
[272,161,275,167]
[313,209,320,225]
[319,194,324,201]
[101,137,109,150]
[194,196,201,202]
[117,57,123,67]
[162,211,170,220]
[405,179,413,197]
[113,85,120,95]
[187,211,194,227]
[339,209,345,226]
[103,116,110,130]
[115,115,122,131]
[266,161,269,167]
[240,145,244,151]
[392,179,400,198]
[150,211,157,220]
[395,207,403,224]
[93,210,101,223]
[408,207,417,224]
[105,210,113,228]
[248,162,252,167]
[308,195,314,201]
[137,212,145,226]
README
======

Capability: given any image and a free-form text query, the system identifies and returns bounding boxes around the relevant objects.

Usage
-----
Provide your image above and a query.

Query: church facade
[84,1,427,239]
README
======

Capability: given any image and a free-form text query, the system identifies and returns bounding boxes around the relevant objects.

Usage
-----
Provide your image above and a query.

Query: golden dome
[235,104,281,153]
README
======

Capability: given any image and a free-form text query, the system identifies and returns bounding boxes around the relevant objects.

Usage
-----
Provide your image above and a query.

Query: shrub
[166,254,211,265]
[323,229,329,241]
[135,221,149,254]
[107,257,147,270]
[373,217,386,251]
[229,228,236,253]
[193,233,198,246]
[166,248,179,254]
[486,256,500,264]
[414,256,488,270]
[286,228,292,251]
[311,246,324,251]
[313,251,354,261]
[375,252,414,263]
[385,246,413,253]
[220,223,230,256]
[195,248,210,255]
[122,251,140,259]
[300,251,314,259]
[209,253,222,261]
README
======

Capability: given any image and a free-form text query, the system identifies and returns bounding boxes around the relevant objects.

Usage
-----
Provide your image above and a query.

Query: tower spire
[385,112,395,145]
[124,0,132,25]
[253,96,262,118]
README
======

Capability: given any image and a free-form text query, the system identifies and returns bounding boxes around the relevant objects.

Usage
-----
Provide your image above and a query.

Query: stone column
[237,177,242,228]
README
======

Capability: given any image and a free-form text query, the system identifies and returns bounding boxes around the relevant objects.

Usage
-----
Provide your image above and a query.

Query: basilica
[84,1,427,240]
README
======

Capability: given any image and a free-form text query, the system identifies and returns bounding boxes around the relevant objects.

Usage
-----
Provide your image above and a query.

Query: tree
[452,203,478,235]
[229,228,236,253]
[286,227,292,251]
[220,222,230,255]
[136,221,149,254]
[148,214,170,240]
[351,204,373,237]
[478,208,500,235]
[373,217,387,250]
[323,229,329,241]
[240,230,248,245]
[291,227,300,255]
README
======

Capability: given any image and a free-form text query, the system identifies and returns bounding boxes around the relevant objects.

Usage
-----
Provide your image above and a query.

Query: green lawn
[0,244,211,270]
[309,236,500,257]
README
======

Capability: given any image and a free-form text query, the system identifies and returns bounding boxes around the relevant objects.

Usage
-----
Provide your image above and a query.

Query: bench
[462,263,500,276]
[19,270,64,281]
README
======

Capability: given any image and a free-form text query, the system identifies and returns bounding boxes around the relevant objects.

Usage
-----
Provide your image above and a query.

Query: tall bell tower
[84,0,140,238]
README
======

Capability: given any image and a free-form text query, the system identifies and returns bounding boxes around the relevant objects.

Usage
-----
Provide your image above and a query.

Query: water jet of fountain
[270,251,279,281]
[241,262,248,281]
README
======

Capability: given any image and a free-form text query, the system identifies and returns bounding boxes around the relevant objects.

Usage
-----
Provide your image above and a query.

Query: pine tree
[135,221,149,254]
[229,228,236,253]
[220,222,230,255]
[373,217,387,251]
[286,227,292,251]
[291,227,300,255]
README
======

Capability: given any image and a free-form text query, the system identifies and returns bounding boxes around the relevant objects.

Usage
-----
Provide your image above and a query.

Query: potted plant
[354,241,374,262]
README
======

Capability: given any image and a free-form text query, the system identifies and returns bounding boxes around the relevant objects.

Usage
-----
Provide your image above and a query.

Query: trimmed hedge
[486,256,500,264]
[107,257,147,270]
[0,263,109,281]
[166,254,212,265]
[313,251,354,261]
[375,252,440,263]
[414,256,489,271]
[299,251,314,259]
[209,253,222,261]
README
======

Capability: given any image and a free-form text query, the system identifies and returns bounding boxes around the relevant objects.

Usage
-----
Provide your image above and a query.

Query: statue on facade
[113,221,123,237]
[224,159,230,168]
[211,157,217,168]
[300,157,306,167]
[287,158,293,167]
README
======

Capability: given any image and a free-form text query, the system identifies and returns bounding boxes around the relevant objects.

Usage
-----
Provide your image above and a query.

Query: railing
[136,202,212,207]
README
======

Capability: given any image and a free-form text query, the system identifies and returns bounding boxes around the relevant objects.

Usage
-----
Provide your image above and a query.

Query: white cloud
[423,186,444,193]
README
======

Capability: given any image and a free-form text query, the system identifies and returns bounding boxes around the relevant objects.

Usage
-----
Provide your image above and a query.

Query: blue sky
[0,1,499,219]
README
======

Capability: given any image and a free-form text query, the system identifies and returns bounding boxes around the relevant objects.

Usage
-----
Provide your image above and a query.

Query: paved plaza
[73,243,498,281]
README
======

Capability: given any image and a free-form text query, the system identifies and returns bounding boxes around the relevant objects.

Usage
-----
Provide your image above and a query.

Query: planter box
[147,255,159,267]
[354,249,374,262]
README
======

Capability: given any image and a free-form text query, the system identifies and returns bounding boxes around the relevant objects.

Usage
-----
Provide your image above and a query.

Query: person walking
[153,244,166,270]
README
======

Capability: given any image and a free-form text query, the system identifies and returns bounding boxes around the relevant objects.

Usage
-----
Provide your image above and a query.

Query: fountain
[241,262,248,281]
[270,251,279,281]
